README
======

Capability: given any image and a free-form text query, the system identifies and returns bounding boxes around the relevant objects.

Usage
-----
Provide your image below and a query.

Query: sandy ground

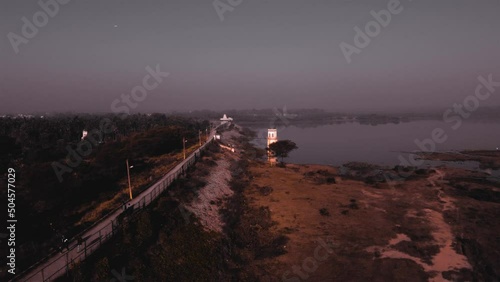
[242,161,498,281]
[365,170,471,281]
[186,128,240,233]
[186,155,234,233]
[181,127,499,281]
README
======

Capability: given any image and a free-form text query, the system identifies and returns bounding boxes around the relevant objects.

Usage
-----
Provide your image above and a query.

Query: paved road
[16,128,218,282]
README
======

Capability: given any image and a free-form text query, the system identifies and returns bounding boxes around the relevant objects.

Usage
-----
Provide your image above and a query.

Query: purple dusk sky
[1,0,499,114]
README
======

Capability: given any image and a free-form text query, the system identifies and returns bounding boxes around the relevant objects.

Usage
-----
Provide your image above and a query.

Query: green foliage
[93,257,110,281]
[149,224,222,281]
[68,202,226,281]
[268,140,298,162]
[68,262,85,282]
[59,125,292,282]
[135,212,153,244]
[0,135,21,170]
[222,159,289,278]
[0,113,208,273]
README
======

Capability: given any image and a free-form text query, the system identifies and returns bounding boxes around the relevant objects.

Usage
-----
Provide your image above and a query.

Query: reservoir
[248,120,500,166]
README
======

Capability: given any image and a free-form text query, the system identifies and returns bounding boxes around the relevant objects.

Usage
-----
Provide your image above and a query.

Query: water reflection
[248,120,500,167]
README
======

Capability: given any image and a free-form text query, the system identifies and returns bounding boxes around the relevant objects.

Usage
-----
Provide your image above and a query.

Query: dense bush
[0,113,209,275]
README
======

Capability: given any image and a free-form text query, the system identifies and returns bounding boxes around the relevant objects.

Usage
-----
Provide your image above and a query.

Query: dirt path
[186,128,240,233]
[186,155,234,233]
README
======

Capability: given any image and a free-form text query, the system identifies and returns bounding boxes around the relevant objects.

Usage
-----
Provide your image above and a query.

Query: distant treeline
[0,113,209,168]
[177,108,412,127]
[177,106,500,127]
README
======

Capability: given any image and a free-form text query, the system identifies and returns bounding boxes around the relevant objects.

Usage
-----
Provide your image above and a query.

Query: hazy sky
[1,0,499,114]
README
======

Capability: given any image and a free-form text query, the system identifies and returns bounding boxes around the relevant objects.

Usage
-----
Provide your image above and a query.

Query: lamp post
[199,130,202,147]
[126,159,133,200]
[183,137,187,160]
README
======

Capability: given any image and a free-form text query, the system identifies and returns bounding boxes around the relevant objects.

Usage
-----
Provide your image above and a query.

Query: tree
[268,140,298,163]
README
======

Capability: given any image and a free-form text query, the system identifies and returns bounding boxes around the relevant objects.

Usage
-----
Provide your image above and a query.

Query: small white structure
[81,130,88,140]
[267,128,278,166]
[220,114,233,125]
[267,128,278,147]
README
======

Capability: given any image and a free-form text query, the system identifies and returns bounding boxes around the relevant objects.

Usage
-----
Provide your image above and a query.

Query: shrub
[319,208,330,216]
[349,199,359,209]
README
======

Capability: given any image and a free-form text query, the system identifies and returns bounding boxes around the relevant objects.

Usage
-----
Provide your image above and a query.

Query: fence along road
[15,127,219,282]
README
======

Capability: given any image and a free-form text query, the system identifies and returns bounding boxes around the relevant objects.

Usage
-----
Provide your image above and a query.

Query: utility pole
[126,159,133,200]
[183,137,186,160]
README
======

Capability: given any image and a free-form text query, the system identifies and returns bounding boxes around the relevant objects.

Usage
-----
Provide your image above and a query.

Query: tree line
[0,113,210,277]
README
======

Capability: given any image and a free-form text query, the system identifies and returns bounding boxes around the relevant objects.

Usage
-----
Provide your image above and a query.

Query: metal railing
[15,131,217,282]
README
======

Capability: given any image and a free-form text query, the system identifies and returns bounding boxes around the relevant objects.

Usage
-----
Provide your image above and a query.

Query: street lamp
[126,159,134,200]
[183,137,187,160]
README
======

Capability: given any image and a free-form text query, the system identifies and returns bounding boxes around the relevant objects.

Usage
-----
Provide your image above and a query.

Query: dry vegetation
[418,150,500,170]
[77,144,201,225]
[242,156,500,281]
[56,126,500,281]
[0,114,209,278]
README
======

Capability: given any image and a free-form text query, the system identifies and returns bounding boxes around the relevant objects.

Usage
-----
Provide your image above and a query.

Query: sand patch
[365,170,471,281]
[186,155,234,233]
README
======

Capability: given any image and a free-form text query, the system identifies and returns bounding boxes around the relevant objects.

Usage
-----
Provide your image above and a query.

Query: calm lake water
[249,120,500,166]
